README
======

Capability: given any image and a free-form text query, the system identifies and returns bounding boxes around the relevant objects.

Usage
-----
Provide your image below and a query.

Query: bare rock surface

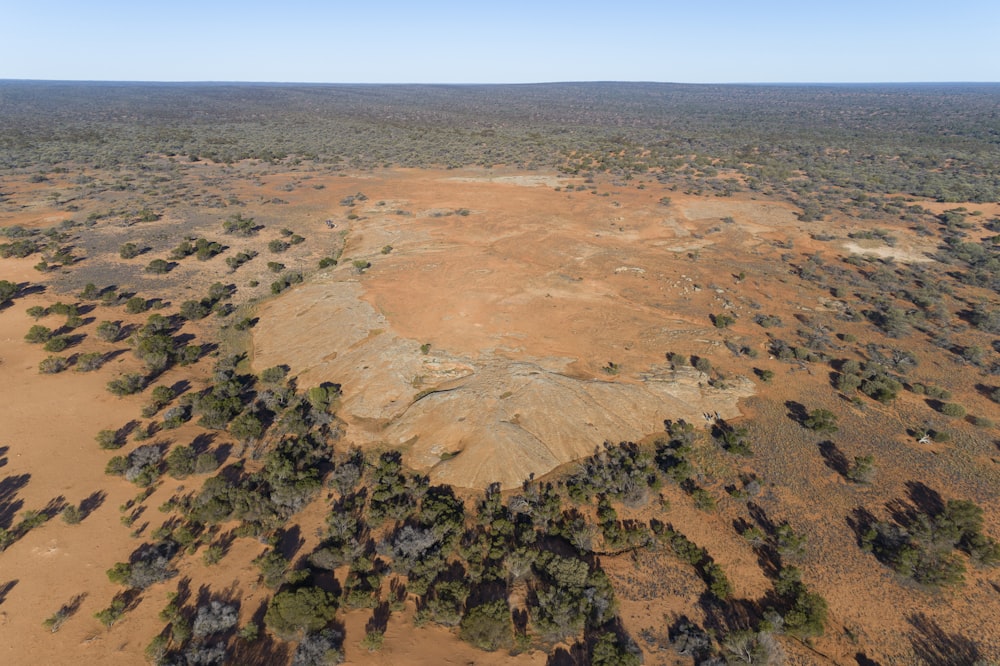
[254,278,752,489]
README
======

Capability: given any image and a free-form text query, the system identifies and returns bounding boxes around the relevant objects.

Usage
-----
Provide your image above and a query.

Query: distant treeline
[2,81,999,202]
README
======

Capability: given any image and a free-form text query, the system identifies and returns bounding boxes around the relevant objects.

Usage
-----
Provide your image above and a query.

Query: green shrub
[712,313,734,328]
[264,587,338,638]
[95,429,123,450]
[107,373,146,396]
[145,259,172,274]
[804,408,838,432]
[24,325,53,343]
[459,600,512,652]
[939,403,965,418]
[38,356,69,374]
[43,335,69,352]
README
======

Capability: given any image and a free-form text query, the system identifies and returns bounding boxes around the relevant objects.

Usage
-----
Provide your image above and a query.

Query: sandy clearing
[253,169,765,489]
[841,240,934,263]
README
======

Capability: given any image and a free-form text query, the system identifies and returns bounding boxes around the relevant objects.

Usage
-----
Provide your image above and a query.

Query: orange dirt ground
[0,163,997,664]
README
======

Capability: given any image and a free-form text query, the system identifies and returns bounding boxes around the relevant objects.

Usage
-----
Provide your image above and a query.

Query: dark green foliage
[713,421,753,456]
[753,313,783,328]
[43,335,69,352]
[0,280,17,303]
[150,384,175,407]
[166,445,196,478]
[95,428,123,450]
[95,320,122,342]
[367,451,419,526]
[192,382,245,429]
[119,242,141,259]
[271,271,303,294]
[222,213,259,236]
[846,455,876,484]
[24,324,53,343]
[124,296,149,314]
[712,313,735,328]
[0,238,40,258]
[61,504,83,525]
[254,549,294,588]
[591,632,641,666]
[94,596,128,628]
[862,496,999,587]
[459,600,512,652]
[691,488,717,512]
[229,411,264,444]
[179,298,212,320]
[260,365,290,384]
[772,566,828,638]
[968,301,1000,333]
[529,551,618,643]
[107,373,146,396]
[188,434,328,527]
[656,420,696,483]
[803,408,838,433]
[565,441,658,506]
[105,455,128,476]
[265,587,338,638]
[938,402,966,418]
[38,355,69,374]
[859,366,902,403]
[194,452,219,474]
[145,258,173,274]
[194,237,224,260]
[226,249,257,270]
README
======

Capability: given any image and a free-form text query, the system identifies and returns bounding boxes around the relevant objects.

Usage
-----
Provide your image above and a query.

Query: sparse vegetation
[1,81,998,666]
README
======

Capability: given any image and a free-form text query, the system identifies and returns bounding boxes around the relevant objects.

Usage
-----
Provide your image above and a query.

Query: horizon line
[2,78,1000,87]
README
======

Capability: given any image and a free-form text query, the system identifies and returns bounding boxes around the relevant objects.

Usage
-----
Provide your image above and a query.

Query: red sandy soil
[1,163,997,664]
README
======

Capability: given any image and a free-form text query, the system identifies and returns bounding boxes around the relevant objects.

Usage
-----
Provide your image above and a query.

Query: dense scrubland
[0,81,998,665]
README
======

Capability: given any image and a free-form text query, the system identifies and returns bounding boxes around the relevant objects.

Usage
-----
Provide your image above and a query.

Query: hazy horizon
[3,79,998,86]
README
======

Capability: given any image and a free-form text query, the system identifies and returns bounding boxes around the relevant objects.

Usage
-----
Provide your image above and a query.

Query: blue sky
[3,1,998,83]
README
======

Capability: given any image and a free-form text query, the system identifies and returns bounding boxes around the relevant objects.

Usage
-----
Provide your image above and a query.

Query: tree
[222,213,259,236]
[166,445,196,478]
[39,356,69,374]
[95,429,123,450]
[124,296,149,314]
[803,408,838,433]
[24,325,53,343]
[265,587,338,638]
[459,600,512,651]
[229,412,264,445]
[846,455,875,483]
[107,373,146,396]
[146,259,172,274]
[0,280,17,303]
[95,320,123,342]
[591,632,640,666]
